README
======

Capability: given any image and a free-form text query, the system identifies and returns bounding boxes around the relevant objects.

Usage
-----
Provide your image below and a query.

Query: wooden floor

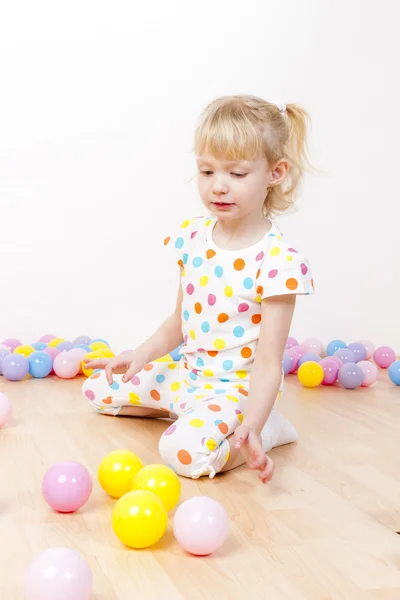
[0,370,399,599]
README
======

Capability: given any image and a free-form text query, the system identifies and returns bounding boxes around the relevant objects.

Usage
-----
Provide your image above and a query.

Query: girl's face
[196,152,272,220]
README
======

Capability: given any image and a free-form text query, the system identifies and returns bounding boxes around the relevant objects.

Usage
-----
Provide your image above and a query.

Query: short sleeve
[258,248,314,298]
[163,217,205,268]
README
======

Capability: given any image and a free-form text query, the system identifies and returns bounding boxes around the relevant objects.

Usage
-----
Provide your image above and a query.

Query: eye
[200,170,213,176]
[231,172,247,178]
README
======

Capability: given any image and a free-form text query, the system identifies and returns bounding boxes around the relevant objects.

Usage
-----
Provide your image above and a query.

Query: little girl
[83,95,314,483]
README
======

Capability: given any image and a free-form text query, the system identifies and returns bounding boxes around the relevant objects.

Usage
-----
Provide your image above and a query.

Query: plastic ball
[98,449,144,498]
[48,337,65,348]
[81,349,109,377]
[388,360,400,385]
[53,352,81,379]
[291,345,308,358]
[131,464,181,512]
[286,347,301,373]
[28,351,53,378]
[73,335,92,346]
[91,338,110,347]
[301,337,323,356]
[333,348,356,364]
[75,344,92,353]
[38,334,57,343]
[173,496,230,556]
[31,342,47,351]
[282,351,292,375]
[358,360,378,387]
[329,356,343,369]
[358,339,375,360]
[43,346,60,366]
[112,490,168,548]
[99,348,115,359]
[320,357,339,385]
[90,341,109,352]
[0,392,12,427]
[23,547,93,600]
[346,342,367,363]
[299,352,321,366]
[42,461,92,513]
[373,346,396,369]
[326,339,346,356]
[0,347,10,375]
[338,363,364,389]
[1,338,22,352]
[14,344,35,358]
[57,341,75,352]
[69,348,90,373]
[285,336,298,350]
[1,353,29,381]
[297,361,324,388]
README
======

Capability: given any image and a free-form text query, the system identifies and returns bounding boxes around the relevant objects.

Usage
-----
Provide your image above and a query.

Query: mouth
[212,201,234,208]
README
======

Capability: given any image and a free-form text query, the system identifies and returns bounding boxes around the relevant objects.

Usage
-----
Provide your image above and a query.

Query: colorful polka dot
[164,424,176,436]
[215,389,227,394]
[189,418,205,428]
[131,375,140,386]
[238,302,249,313]
[204,383,214,389]
[102,396,113,405]
[181,219,191,228]
[156,374,166,383]
[236,370,248,379]
[206,439,217,451]
[204,369,214,377]
[208,351,218,357]
[226,395,239,403]
[256,251,264,261]
[224,286,233,297]
[183,310,190,321]
[301,263,308,275]
[189,330,196,340]
[214,266,224,278]
[183,253,188,265]
[208,294,217,306]
[177,449,192,465]
[223,360,233,371]
[195,302,202,314]
[150,389,161,401]
[193,256,203,268]
[200,276,208,286]
[196,357,205,367]
[288,247,298,253]
[208,404,221,412]
[270,246,281,256]
[178,259,184,269]
[201,321,210,333]
[164,236,170,246]
[129,392,141,405]
[175,237,184,249]
[233,326,244,338]
[243,277,253,289]
[286,278,298,291]
[252,314,262,324]
[218,313,229,323]
[90,372,101,380]
[189,371,198,381]
[186,283,194,295]
[218,422,229,434]
[214,339,226,350]
[85,390,95,401]
[234,258,245,271]
[171,381,180,391]
[257,285,264,296]
[168,363,177,370]
[237,413,244,424]
[144,364,154,371]
[207,249,216,259]
[286,255,293,262]
[238,388,249,396]
[241,347,252,359]
[268,269,278,278]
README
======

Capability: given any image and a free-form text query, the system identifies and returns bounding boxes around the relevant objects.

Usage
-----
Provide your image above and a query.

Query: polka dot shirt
[164,216,314,384]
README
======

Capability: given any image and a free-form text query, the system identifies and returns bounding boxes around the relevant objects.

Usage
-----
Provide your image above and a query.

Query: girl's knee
[82,371,121,415]
[158,422,230,479]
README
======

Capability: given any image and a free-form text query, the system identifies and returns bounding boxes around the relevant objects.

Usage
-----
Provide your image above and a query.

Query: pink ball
[39,334,57,343]
[2,338,22,352]
[23,547,93,600]
[173,496,229,556]
[42,461,92,513]
[53,352,81,379]
[69,348,89,374]
[43,347,60,361]
[286,347,301,373]
[301,337,323,356]
[358,340,375,360]
[358,360,378,387]
[291,345,308,358]
[329,356,343,369]
[373,346,396,369]
[0,392,12,428]
[320,358,339,386]
[285,336,298,350]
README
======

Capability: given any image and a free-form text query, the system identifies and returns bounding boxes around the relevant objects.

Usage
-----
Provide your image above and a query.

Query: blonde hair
[194,95,312,215]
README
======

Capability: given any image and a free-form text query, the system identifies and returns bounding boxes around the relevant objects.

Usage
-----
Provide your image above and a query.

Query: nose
[212,176,229,195]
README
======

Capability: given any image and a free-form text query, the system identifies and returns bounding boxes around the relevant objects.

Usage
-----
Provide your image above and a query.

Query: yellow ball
[99,348,115,359]
[98,450,144,498]
[14,345,35,358]
[81,349,110,377]
[90,341,109,352]
[48,337,65,348]
[298,361,324,388]
[131,464,181,512]
[112,490,168,548]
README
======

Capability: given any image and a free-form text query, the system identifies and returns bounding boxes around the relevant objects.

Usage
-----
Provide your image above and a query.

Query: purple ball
[73,335,92,346]
[0,348,11,375]
[338,362,364,389]
[285,336,298,350]
[1,354,29,381]
[57,341,75,352]
[299,352,321,366]
[346,342,367,363]
[282,351,292,375]
[333,348,356,364]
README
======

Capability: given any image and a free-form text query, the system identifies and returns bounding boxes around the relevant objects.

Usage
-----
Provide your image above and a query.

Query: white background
[0,0,398,353]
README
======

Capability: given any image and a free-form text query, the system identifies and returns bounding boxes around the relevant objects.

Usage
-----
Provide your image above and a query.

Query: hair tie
[277,103,286,114]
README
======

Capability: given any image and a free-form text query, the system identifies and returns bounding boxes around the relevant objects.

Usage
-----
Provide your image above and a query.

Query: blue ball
[299,352,321,366]
[75,344,92,353]
[91,338,110,348]
[388,360,400,385]
[170,344,184,361]
[326,339,346,356]
[31,342,47,351]
[28,351,53,378]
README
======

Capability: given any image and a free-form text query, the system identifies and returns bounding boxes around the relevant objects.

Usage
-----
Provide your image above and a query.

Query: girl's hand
[84,351,143,385]
[234,424,275,484]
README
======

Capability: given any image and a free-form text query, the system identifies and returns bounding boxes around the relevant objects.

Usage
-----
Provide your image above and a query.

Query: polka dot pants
[82,359,285,479]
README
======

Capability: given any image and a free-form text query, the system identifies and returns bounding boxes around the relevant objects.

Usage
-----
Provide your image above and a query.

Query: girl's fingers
[105,362,115,385]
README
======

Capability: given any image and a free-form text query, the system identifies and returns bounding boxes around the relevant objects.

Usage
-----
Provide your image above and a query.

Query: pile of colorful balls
[283,337,400,389]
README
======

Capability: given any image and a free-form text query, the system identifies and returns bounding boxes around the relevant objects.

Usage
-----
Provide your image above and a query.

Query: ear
[269,159,290,188]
